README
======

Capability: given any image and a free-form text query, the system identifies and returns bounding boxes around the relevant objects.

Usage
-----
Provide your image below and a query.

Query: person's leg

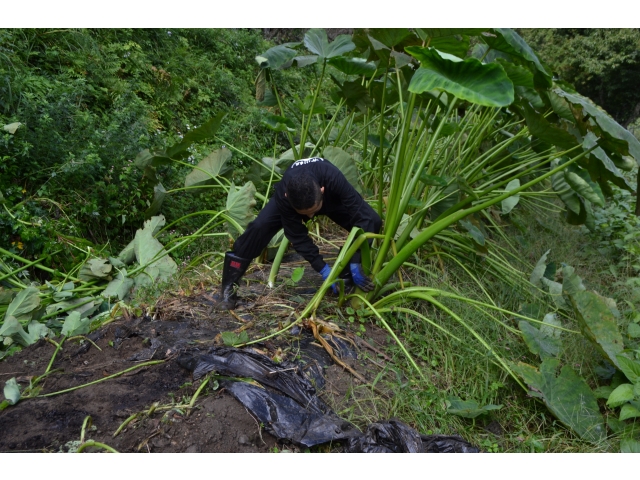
[233,196,283,259]
[217,197,283,309]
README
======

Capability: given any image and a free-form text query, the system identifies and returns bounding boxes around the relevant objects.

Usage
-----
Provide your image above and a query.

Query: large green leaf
[521,103,578,150]
[102,272,134,301]
[143,214,166,236]
[512,359,605,443]
[616,355,640,384]
[4,287,40,322]
[166,112,227,159]
[261,115,296,133]
[446,396,502,419]
[430,183,460,221]
[328,57,377,76]
[225,182,257,238]
[291,55,318,68]
[330,75,371,112]
[547,90,575,122]
[294,94,326,115]
[551,160,581,214]
[0,317,49,347]
[256,44,299,69]
[144,183,167,219]
[519,320,561,360]
[304,29,355,60]
[541,278,568,310]
[555,89,640,164]
[583,132,634,190]
[497,59,534,88]
[621,438,640,453]
[134,216,178,283]
[567,289,624,369]
[459,219,485,246]
[277,143,315,170]
[561,265,585,296]
[607,383,635,408]
[484,29,551,80]
[428,35,471,59]
[79,258,112,281]
[406,47,514,107]
[61,311,91,337]
[391,51,414,68]
[184,149,233,188]
[134,149,172,171]
[564,167,605,207]
[368,28,413,48]
[420,28,488,38]
[0,288,16,305]
[540,313,563,338]
[46,297,96,318]
[3,377,20,405]
[529,249,550,287]
[501,179,520,214]
[323,146,361,194]
[619,403,640,421]
[516,86,545,110]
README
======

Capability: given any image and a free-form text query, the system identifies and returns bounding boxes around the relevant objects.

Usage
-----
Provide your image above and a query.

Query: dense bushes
[0,28,285,267]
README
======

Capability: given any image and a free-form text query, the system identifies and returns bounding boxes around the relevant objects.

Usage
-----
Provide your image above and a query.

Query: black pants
[233,196,382,267]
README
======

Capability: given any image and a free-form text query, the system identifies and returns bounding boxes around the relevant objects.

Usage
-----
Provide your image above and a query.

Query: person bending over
[215,157,382,310]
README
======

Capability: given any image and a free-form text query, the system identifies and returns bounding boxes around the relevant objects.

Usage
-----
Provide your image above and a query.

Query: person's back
[211,157,382,310]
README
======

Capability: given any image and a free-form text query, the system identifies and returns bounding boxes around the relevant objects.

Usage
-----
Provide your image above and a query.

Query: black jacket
[275,158,380,272]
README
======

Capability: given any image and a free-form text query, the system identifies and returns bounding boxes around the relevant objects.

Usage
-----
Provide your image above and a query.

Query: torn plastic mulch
[177,346,479,452]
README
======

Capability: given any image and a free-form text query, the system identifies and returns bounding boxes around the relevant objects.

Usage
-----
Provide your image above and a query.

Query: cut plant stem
[38,360,165,397]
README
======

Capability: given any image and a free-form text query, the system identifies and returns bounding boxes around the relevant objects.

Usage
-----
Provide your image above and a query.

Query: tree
[518,29,640,127]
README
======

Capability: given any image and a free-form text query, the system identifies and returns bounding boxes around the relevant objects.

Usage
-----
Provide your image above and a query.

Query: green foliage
[446,396,502,419]
[221,330,249,347]
[519,29,640,125]
[591,185,640,273]
[3,377,21,406]
[512,359,605,444]
[0,28,272,268]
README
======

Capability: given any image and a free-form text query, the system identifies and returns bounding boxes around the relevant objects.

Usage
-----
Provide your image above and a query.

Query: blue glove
[319,263,339,295]
[350,263,375,292]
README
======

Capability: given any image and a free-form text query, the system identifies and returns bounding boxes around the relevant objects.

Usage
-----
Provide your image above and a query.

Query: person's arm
[276,196,326,272]
[326,166,380,292]
[328,167,378,233]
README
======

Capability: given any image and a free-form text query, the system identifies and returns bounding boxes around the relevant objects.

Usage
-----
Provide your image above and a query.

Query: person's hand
[349,263,375,292]
[319,263,339,295]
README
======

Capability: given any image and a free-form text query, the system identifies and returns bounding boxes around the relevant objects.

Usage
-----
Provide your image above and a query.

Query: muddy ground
[0,254,396,453]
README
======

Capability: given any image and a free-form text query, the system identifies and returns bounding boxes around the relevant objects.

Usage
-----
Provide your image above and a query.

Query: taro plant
[214,28,640,445]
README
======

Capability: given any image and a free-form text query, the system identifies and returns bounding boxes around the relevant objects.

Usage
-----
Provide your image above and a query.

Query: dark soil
[0,253,394,453]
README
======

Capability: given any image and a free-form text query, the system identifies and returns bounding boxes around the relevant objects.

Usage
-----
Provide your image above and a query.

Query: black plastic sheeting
[346,420,480,453]
[178,346,479,453]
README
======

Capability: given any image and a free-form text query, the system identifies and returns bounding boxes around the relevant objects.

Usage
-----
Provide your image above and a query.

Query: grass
[304,198,627,452]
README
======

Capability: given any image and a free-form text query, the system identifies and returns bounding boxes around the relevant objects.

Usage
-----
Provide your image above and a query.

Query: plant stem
[0,254,52,282]
[188,374,212,414]
[76,441,119,453]
[38,360,165,397]
[268,237,289,288]
[44,336,66,375]
[371,145,595,293]
[0,246,83,283]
